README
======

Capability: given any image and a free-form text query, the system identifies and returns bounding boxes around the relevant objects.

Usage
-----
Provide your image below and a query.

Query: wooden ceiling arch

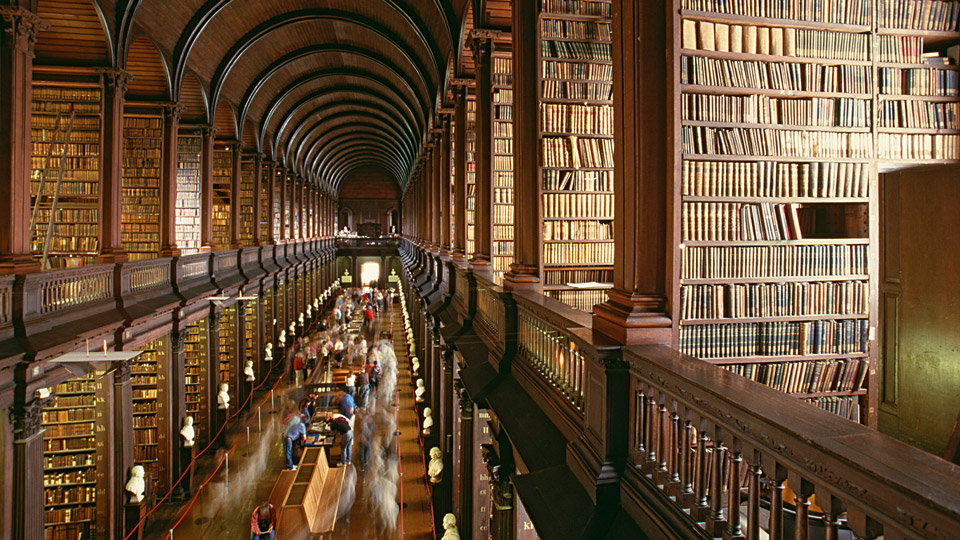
[288,105,417,169]
[42,0,477,190]
[308,132,412,180]
[263,71,426,156]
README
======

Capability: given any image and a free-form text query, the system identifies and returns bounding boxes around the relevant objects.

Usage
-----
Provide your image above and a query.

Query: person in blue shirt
[283,417,306,470]
[337,390,356,420]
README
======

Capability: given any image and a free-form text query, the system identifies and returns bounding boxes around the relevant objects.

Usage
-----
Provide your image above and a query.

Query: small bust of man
[125,465,146,503]
[428,447,444,484]
[422,407,433,436]
[264,342,274,361]
[415,379,426,402]
[441,514,460,540]
[180,415,195,447]
[217,383,230,410]
[244,360,256,382]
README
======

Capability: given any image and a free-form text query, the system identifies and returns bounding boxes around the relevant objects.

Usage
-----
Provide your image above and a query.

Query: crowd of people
[254,285,403,539]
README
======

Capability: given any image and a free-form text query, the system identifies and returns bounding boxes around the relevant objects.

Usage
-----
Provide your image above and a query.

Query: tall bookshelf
[492,53,516,277]
[121,115,162,261]
[263,286,274,350]
[218,305,238,404]
[30,83,102,268]
[451,121,457,245]
[243,300,258,380]
[671,0,960,423]
[131,336,169,493]
[273,172,283,240]
[42,371,109,540]
[239,157,255,247]
[260,163,271,245]
[176,131,203,254]
[277,279,287,333]
[183,319,209,445]
[466,93,477,256]
[284,179,292,240]
[538,0,615,312]
[212,148,233,250]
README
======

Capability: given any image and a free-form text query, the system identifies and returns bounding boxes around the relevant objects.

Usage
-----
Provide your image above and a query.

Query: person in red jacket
[250,500,276,540]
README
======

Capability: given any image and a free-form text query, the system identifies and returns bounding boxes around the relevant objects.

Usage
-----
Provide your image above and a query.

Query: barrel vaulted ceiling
[33,0,477,193]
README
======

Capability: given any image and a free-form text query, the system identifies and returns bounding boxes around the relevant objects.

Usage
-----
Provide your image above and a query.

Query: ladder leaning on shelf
[29,106,77,270]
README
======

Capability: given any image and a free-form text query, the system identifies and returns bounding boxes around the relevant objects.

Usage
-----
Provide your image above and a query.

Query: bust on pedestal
[428,447,444,484]
[415,379,426,403]
[441,513,460,540]
[265,342,274,362]
[422,407,433,436]
[124,465,147,540]
[179,416,196,497]
[217,383,230,447]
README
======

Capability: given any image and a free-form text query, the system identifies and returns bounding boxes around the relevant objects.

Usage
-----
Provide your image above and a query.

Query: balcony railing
[38,264,113,315]
[624,345,960,540]
[127,258,171,292]
[517,308,586,411]
[335,236,401,248]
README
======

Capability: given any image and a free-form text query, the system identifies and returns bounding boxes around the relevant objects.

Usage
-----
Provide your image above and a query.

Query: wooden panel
[179,72,208,123]
[214,99,237,140]
[241,117,258,152]
[35,0,110,66]
[126,37,169,101]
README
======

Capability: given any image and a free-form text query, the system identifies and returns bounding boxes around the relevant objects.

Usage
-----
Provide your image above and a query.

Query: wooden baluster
[795,479,813,540]
[824,513,840,540]
[636,389,646,458]
[746,451,762,540]
[695,429,709,518]
[680,418,693,498]
[769,464,786,540]
[670,409,681,485]
[658,403,669,475]
[727,448,744,538]
[707,438,727,535]
[645,396,657,470]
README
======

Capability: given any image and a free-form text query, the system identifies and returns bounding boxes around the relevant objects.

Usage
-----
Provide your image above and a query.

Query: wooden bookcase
[451,121,457,246]
[260,162,271,245]
[284,178,292,240]
[121,114,162,261]
[244,300,258,379]
[176,131,202,254]
[263,286,274,351]
[537,0,615,312]
[670,0,960,423]
[30,83,103,268]
[239,157,255,247]
[183,319,209,445]
[273,171,283,241]
[42,371,109,540]
[466,93,477,257]
[218,305,238,404]
[492,52,516,277]
[212,147,233,250]
[277,279,287,333]
[131,336,170,493]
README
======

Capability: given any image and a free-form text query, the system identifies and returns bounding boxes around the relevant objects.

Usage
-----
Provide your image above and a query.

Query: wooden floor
[142,301,435,540]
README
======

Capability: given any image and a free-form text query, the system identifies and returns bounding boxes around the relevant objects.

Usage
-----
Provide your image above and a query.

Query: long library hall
[1,1,960,540]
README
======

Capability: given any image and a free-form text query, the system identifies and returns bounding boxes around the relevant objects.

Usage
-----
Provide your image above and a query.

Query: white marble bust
[279,329,287,347]
[180,416,195,447]
[244,360,256,382]
[441,514,460,540]
[428,447,443,484]
[422,407,433,436]
[411,357,420,374]
[125,465,146,503]
[264,342,273,361]
[415,379,426,402]
[217,383,230,410]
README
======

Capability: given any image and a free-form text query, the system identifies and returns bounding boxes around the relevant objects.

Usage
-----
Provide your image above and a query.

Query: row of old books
[543,192,614,218]
[879,98,959,129]
[681,0,870,25]
[541,0,611,17]
[680,244,869,279]
[540,40,612,61]
[542,136,614,167]
[682,160,871,199]
[539,18,611,40]
[543,241,614,265]
[682,93,871,127]
[683,19,869,60]
[541,79,613,100]
[681,56,873,93]
[540,103,613,134]
[723,357,868,394]
[682,126,873,158]
[543,219,612,241]
[679,318,870,359]
[679,280,869,319]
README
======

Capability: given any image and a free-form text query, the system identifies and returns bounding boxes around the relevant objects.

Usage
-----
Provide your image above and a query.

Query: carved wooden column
[489,472,515,540]
[467,30,500,266]
[0,7,46,273]
[430,128,442,252]
[289,176,297,241]
[200,126,217,250]
[159,104,183,256]
[98,68,131,263]
[592,0,672,345]
[251,153,263,246]
[230,143,242,249]
[451,81,469,261]
[168,328,189,496]
[458,389,475,534]
[504,0,541,289]
[439,112,453,255]
[10,398,45,540]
